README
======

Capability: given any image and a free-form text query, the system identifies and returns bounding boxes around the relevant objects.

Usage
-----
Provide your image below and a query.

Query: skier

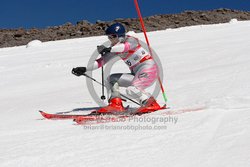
[72,23,161,113]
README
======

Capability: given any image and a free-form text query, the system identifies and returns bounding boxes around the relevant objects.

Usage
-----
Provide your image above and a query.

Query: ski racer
[72,23,161,113]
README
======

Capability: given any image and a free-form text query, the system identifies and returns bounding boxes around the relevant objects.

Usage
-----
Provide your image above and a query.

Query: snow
[26,40,42,48]
[1,21,250,167]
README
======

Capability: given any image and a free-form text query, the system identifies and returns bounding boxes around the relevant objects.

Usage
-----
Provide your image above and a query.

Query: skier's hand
[97,45,111,55]
[72,67,86,76]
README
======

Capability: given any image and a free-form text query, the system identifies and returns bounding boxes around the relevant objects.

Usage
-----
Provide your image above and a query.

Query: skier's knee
[108,74,119,85]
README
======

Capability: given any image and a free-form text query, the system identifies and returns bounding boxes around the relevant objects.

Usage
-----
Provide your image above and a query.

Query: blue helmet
[105,23,126,37]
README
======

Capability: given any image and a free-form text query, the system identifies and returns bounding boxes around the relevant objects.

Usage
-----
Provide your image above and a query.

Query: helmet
[105,23,126,37]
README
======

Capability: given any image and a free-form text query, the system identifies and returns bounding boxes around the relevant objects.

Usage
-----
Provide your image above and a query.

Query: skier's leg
[108,64,160,112]
[131,64,158,104]
[108,73,151,101]
[108,64,158,104]
[97,73,134,113]
[108,73,134,99]
[125,85,149,103]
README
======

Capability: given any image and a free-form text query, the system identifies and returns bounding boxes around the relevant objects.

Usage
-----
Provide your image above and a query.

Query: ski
[73,105,167,124]
[39,105,205,124]
[39,110,92,120]
[39,105,167,124]
[76,106,206,124]
[73,114,130,124]
[39,110,139,125]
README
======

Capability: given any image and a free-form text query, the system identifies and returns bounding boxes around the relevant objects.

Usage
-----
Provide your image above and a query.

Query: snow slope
[1,20,250,167]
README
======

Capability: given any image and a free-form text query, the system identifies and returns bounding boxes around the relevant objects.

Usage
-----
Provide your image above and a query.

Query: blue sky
[0,0,249,29]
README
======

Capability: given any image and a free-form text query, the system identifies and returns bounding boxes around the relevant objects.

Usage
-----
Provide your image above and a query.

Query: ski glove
[72,67,86,76]
[97,45,111,55]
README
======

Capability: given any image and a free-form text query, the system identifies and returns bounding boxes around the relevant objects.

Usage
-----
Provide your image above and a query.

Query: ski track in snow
[1,21,250,167]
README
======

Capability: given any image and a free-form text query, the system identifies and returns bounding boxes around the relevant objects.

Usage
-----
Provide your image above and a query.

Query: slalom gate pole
[83,74,141,106]
[134,0,168,104]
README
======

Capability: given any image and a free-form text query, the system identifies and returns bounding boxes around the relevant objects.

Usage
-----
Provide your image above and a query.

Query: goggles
[108,34,117,40]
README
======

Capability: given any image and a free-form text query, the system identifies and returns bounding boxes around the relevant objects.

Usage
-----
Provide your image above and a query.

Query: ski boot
[97,97,125,114]
[137,96,161,113]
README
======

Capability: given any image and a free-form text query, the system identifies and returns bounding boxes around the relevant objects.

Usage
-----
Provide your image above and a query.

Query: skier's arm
[110,38,138,53]
[86,57,103,71]
[86,52,115,71]
[110,42,130,53]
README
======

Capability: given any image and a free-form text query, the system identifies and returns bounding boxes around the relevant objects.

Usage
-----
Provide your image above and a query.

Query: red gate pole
[134,0,168,104]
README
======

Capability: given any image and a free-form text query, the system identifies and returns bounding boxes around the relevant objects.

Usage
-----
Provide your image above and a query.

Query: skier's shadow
[56,107,100,114]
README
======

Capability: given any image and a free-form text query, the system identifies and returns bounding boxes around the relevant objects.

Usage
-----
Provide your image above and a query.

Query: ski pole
[101,66,106,100]
[83,74,141,106]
